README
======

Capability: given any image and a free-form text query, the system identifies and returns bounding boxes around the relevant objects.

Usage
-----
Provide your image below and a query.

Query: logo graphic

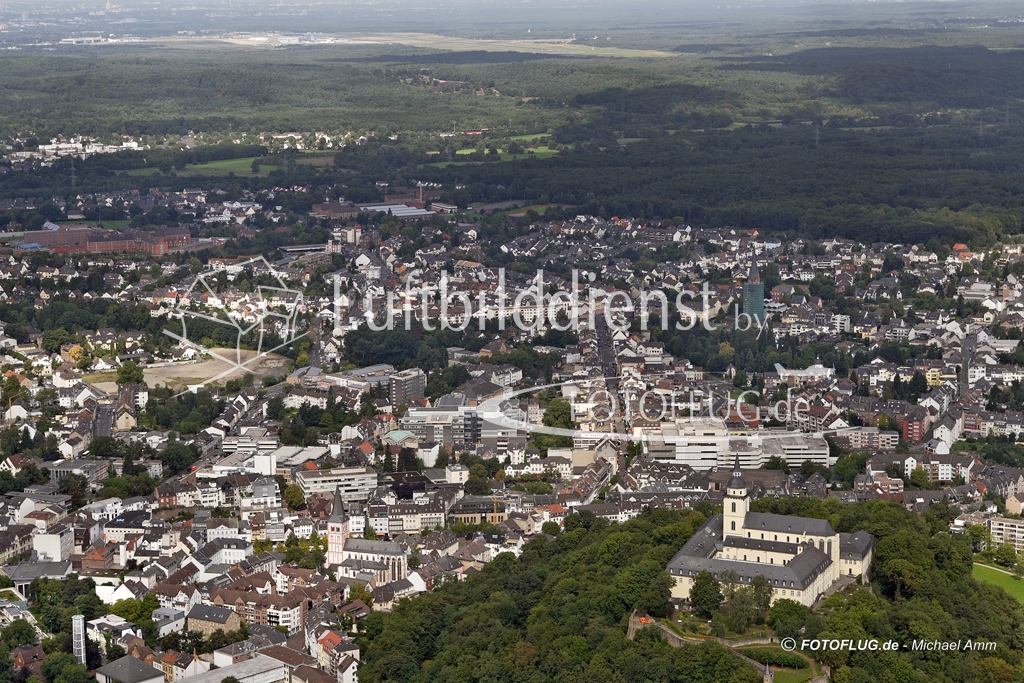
[164,256,307,393]
[477,376,867,444]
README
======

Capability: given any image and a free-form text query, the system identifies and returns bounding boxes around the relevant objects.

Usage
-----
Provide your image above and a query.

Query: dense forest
[357,500,1024,683]
[357,508,761,683]
[3,43,1024,243]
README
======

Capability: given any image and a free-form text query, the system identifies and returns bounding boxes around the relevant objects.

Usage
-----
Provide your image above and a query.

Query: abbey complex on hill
[668,459,875,607]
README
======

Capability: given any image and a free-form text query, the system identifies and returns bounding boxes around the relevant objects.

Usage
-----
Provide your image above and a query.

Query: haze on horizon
[3,0,1024,36]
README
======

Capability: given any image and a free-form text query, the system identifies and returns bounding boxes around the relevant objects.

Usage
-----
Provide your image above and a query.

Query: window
[731,502,736,513]
[731,521,736,531]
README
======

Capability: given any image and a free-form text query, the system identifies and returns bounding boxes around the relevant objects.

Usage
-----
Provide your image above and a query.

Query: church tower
[723,455,749,538]
[326,485,349,566]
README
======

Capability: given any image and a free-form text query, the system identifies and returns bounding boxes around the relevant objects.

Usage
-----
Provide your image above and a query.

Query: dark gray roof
[2,561,72,583]
[344,538,404,556]
[839,530,875,560]
[96,655,164,683]
[723,536,799,555]
[743,511,835,537]
[669,545,832,590]
[674,514,723,561]
[187,604,235,624]
[667,514,835,590]
[727,456,746,490]
[247,624,288,646]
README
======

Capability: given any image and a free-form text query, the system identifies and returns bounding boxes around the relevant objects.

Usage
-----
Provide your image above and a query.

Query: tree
[1,618,36,647]
[542,399,572,429]
[995,542,1018,567]
[464,477,491,495]
[349,582,373,606]
[284,484,304,510]
[116,361,145,386]
[728,586,756,632]
[751,574,772,614]
[106,642,127,661]
[541,521,561,536]
[563,510,597,532]
[910,466,930,490]
[690,570,722,619]
[266,396,285,421]
[160,441,197,476]
[761,456,790,474]
[2,375,22,404]
[397,447,419,472]
[58,473,89,508]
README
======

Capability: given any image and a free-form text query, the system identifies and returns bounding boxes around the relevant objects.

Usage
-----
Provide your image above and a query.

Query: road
[594,316,626,436]
[95,404,114,437]
[961,333,974,397]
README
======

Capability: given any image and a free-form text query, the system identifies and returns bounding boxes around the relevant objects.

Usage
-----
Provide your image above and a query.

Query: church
[326,485,408,585]
[667,458,874,607]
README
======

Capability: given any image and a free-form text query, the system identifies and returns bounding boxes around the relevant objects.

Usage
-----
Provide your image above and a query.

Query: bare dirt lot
[91,348,291,394]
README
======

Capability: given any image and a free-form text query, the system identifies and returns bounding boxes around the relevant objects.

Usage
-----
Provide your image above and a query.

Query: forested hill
[356,501,1024,683]
[356,509,762,683]
[423,124,1024,245]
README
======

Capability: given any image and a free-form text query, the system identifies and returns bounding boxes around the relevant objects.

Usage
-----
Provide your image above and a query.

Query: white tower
[722,456,749,537]
[72,614,86,665]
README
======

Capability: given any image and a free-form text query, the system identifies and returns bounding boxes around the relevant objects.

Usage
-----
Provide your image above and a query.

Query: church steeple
[723,455,749,537]
[329,485,347,523]
[727,455,746,494]
[326,485,348,567]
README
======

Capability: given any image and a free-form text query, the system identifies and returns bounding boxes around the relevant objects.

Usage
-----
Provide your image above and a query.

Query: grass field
[511,133,549,143]
[771,670,813,683]
[83,372,117,387]
[972,564,1024,602]
[126,157,278,178]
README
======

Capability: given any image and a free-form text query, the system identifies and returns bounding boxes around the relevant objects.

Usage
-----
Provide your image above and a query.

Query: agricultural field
[126,157,277,178]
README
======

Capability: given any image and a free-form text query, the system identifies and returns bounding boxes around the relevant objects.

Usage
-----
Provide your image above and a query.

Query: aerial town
[0,136,1023,683]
